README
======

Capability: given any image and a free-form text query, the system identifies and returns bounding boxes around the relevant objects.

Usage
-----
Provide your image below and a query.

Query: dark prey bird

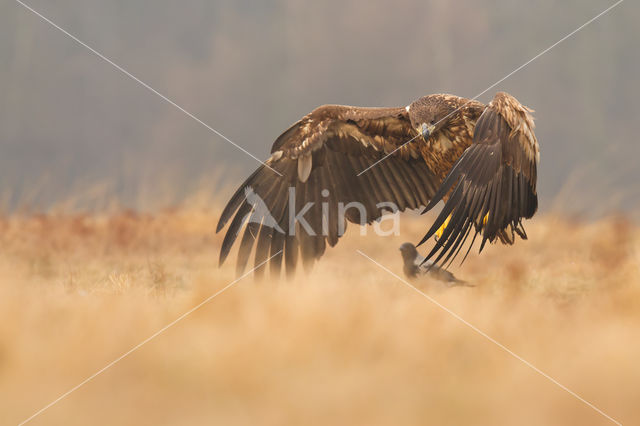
[217,92,539,278]
[399,242,470,286]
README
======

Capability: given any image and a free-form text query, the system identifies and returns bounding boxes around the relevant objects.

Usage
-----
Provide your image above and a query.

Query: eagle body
[217,92,539,278]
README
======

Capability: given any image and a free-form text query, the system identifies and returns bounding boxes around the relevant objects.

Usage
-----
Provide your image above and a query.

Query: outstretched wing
[418,92,539,267]
[217,105,441,278]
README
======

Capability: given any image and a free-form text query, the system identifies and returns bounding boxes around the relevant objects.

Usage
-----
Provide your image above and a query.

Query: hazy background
[1,0,638,214]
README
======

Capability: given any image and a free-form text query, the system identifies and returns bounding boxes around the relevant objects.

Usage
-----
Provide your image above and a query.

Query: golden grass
[0,206,638,425]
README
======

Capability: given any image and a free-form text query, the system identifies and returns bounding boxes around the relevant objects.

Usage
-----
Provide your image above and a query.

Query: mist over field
[1,1,639,425]
[0,207,638,425]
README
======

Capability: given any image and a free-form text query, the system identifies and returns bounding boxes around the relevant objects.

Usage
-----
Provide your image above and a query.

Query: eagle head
[408,95,460,141]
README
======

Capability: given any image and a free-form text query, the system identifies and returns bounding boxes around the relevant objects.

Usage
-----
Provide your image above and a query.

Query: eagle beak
[420,123,435,140]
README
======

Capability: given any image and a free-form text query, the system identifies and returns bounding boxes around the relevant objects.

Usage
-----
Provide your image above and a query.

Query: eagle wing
[418,92,539,267]
[217,105,441,278]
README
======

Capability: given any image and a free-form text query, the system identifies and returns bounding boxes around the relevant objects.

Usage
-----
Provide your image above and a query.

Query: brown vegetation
[0,205,638,425]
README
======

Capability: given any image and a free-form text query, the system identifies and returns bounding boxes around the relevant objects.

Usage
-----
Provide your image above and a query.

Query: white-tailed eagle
[217,92,539,278]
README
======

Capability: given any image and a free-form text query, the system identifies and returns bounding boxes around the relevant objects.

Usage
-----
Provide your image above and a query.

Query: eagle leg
[434,214,452,241]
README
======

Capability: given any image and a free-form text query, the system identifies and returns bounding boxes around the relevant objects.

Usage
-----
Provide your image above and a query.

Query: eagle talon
[435,214,452,240]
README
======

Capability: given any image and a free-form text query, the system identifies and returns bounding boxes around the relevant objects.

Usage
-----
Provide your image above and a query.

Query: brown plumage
[217,92,539,277]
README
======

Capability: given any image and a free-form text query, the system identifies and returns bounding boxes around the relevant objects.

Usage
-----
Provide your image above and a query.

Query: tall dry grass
[0,204,638,425]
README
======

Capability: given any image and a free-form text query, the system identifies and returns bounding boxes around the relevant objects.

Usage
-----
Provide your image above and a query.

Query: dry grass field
[0,200,638,425]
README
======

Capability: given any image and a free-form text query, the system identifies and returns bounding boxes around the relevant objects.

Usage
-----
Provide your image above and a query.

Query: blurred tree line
[0,0,638,215]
